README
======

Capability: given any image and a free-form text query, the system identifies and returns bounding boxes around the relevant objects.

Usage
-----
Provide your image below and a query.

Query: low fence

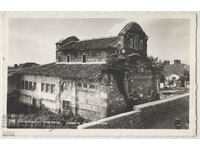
[78,94,189,129]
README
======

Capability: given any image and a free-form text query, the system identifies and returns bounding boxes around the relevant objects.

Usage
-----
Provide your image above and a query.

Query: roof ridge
[74,36,118,43]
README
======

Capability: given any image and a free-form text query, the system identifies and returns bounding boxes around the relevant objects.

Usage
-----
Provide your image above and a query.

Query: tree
[183,69,190,81]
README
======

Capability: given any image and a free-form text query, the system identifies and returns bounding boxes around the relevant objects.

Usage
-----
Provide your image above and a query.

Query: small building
[9,22,161,121]
[162,60,189,88]
[8,62,39,95]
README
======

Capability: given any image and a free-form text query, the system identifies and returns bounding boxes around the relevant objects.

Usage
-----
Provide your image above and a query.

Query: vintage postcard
[0,12,197,137]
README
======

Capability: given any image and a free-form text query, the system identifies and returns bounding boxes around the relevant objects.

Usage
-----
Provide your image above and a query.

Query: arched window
[130,38,134,48]
[139,40,143,50]
[134,35,139,50]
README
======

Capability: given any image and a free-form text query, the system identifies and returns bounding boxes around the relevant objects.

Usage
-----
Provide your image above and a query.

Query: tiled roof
[163,64,189,77]
[16,63,108,80]
[59,36,120,51]
[8,63,40,77]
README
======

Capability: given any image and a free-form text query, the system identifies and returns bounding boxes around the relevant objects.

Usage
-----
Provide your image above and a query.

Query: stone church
[10,22,161,121]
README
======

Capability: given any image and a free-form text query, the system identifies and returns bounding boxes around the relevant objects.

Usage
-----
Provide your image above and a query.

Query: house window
[25,81,28,90]
[89,84,95,89]
[33,82,37,90]
[41,83,44,91]
[67,55,70,62]
[134,35,139,50]
[41,83,45,92]
[63,82,70,91]
[51,84,55,93]
[77,82,82,87]
[83,83,87,88]
[82,54,86,63]
[28,82,32,90]
[130,38,134,48]
[139,40,143,50]
[62,101,71,110]
[46,84,50,92]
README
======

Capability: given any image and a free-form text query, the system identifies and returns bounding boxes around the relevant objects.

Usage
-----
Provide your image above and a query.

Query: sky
[8,18,190,66]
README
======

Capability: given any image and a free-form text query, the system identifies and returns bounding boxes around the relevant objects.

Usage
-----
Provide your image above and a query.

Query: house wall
[57,50,113,63]
[60,79,108,121]
[17,73,126,121]
[7,77,18,95]
[18,75,61,113]
[165,74,180,87]
[106,74,127,116]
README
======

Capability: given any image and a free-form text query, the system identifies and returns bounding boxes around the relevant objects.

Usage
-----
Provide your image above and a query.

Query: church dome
[118,22,147,38]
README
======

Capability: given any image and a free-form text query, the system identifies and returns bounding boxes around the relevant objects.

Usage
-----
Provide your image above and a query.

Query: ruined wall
[18,75,61,113]
[106,73,127,116]
[124,58,158,102]
[78,94,189,129]
[77,84,108,120]
[60,79,108,121]
[59,75,128,121]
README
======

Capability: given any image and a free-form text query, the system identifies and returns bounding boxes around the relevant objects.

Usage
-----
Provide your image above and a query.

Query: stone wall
[78,94,189,129]
[60,79,108,121]
[107,74,127,116]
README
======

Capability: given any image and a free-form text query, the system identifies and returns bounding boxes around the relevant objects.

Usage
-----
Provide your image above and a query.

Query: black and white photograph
[1,12,196,136]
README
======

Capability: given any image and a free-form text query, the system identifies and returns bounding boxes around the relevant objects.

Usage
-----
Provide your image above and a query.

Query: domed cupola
[118,22,148,57]
[118,22,147,39]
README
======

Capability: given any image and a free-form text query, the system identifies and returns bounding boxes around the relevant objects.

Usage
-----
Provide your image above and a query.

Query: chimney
[14,64,18,68]
[174,60,181,64]
[163,60,170,65]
